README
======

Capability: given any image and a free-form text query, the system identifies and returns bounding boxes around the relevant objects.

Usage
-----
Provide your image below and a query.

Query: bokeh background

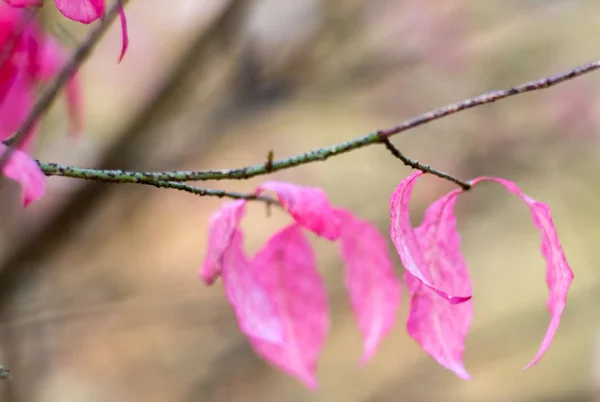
[0,0,599,401]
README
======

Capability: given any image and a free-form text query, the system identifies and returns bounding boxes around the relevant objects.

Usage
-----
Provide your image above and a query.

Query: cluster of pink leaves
[4,0,128,61]
[0,0,129,206]
[201,173,574,387]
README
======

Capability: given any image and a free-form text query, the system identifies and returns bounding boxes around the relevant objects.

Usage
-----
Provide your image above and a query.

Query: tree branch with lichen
[29,57,600,201]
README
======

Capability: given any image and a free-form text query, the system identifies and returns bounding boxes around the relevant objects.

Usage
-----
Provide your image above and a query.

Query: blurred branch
[0,0,127,167]
[35,58,600,197]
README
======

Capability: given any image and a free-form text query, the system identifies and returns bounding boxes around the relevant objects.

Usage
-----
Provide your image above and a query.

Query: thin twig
[380,137,471,190]
[0,0,127,168]
[53,169,279,204]
[35,58,600,193]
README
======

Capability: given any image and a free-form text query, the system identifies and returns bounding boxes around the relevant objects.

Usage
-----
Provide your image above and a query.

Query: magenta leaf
[390,171,471,303]
[247,224,329,388]
[337,208,401,365]
[406,191,473,379]
[199,200,246,285]
[51,0,128,61]
[3,0,42,7]
[53,0,104,24]
[221,229,285,345]
[256,181,341,241]
[116,4,128,62]
[0,144,45,206]
[471,177,574,369]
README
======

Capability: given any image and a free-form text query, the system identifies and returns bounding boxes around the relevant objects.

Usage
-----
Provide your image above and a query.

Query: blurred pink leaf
[6,0,128,61]
[0,143,45,206]
[0,6,82,147]
[199,199,246,285]
[257,181,341,240]
[53,0,104,23]
[390,171,471,303]
[337,208,401,365]
[248,224,328,389]
[406,190,472,379]
[472,177,574,369]
[3,0,42,7]
[221,229,284,345]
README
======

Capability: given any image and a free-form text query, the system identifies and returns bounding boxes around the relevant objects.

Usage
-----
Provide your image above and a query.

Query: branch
[35,58,600,197]
[0,0,127,168]
[39,167,278,204]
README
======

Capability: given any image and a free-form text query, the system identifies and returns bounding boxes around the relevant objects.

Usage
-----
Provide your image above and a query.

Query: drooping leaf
[390,171,471,303]
[337,208,401,365]
[406,190,472,379]
[221,229,285,345]
[248,224,329,388]
[199,200,246,285]
[471,177,574,368]
[0,143,45,206]
[256,181,341,241]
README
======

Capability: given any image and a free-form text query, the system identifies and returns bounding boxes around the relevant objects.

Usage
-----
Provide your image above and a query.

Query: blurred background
[0,0,599,400]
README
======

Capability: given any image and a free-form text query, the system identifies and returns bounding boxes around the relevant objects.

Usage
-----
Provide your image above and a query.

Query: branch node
[265,150,274,173]
[380,137,471,191]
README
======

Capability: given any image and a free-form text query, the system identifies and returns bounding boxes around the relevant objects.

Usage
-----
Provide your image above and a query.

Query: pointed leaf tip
[248,224,328,388]
[405,191,473,379]
[257,181,341,240]
[199,200,246,284]
[390,171,472,302]
[337,209,401,365]
[471,177,574,369]
[116,5,128,62]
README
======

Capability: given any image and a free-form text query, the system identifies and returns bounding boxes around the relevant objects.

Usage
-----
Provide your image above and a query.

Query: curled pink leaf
[199,199,246,285]
[221,229,284,345]
[248,224,329,388]
[406,191,473,379]
[116,4,128,62]
[256,181,341,240]
[471,177,574,369]
[390,171,471,303]
[337,208,401,365]
[0,143,45,206]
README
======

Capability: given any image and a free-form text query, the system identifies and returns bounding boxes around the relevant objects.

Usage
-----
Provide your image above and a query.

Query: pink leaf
[0,143,45,206]
[248,224,329,388]
[54,0,104,24]
[390,171,471,303]
[3,0,42,7]
[256,181,341,240]
[471,177,574,369]
[221,229,285,345]
[406,191,473,379]
[337,208,401,365]
[199,199,246,285]
[116,4,128,62]
[0,73,34,147]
